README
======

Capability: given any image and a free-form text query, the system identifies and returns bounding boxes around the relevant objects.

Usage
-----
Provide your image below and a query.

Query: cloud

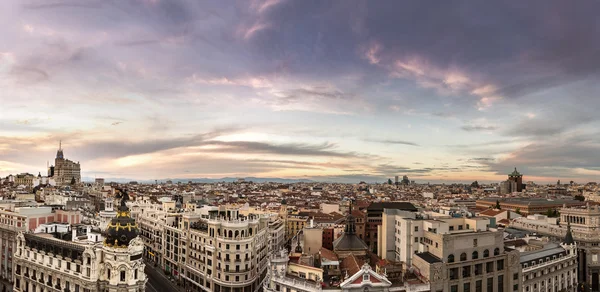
[461,125,498,132]
[363,139,419,146]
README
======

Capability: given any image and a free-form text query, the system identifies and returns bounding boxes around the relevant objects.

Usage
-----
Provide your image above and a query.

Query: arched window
[494,248,500,256]
[483,249,489,258]
[447,254,455,263]
[228,230,233,238]
[234,230,239,238]
[472,251,478,260]
[460,253,467,261]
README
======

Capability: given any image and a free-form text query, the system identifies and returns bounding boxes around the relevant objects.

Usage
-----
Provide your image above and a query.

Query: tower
[101,188,146,291]
[508,167,524,192]
[561,221,577,256]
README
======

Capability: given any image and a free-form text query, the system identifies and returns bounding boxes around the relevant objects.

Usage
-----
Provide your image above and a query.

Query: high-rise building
[52,141,81,186]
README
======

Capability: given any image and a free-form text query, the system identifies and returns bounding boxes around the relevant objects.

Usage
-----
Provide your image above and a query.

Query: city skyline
[2,1,600,183]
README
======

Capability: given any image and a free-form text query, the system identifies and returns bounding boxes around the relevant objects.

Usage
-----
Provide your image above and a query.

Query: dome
[104,189,139,248]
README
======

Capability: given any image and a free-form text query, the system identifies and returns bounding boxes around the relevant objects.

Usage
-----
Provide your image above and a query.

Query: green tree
[471,181,479,188]
[388,178,393,185]
[495,200,501,209]
[574,195,585,201]
[70,177,76,185]
[515,208,521,215]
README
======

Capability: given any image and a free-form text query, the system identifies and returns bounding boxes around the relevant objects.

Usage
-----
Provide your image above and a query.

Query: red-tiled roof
[479,209,504,216]
[320,247,339,262]
[340,254,364,276]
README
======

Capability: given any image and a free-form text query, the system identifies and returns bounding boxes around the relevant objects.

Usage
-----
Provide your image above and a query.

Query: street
[145,263,182,292]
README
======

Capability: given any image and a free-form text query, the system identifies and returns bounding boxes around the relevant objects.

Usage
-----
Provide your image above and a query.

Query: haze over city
[2,0,600,183]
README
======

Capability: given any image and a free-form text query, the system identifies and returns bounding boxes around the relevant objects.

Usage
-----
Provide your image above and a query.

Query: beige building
[287,215,309,240]
[302,223,323,256]
[53,143,81,186]
[380,210,521,292]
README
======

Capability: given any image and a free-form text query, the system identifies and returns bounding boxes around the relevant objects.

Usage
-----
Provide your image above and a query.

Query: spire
[564,221,575,245]
[59,140,62,150]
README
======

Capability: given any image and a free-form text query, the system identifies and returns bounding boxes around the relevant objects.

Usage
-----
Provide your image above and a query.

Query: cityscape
[2,1,600,292]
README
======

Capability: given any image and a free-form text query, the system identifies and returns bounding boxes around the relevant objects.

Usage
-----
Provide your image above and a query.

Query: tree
[574,195,585,202]
[388,178,393,185]
[471,181,479,188]
[70,177,76,185]
[495,200,501,209]
[515,208,521,215]
[546,208,560,218]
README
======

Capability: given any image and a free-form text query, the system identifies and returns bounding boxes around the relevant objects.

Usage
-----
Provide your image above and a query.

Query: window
[486,262,494,273]
[415,237,419,243]
[451,285,458,292]
[487,277,493,292]
[513,273,518,280]
[497,260,504,271]
[134,269,138,280]
[120,271,126,281]
[472,251,479,260]
[475,264,483,276]
[463,266,471,278]
[450,226,454,231]
[363,274,370,281]
[448,254,455,263]
[458,225,464,230]
[461,253,467,261]
[484,249,489,258]
[498,275,504,292]
[494,248,500,256]
[450,268,459,280]
[107,269,111,279]
[476,280,482,292]
[464,283,471,292]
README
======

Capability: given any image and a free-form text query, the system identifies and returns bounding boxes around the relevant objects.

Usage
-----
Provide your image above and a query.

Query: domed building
[104,189,139,247]
[13,188,147,292]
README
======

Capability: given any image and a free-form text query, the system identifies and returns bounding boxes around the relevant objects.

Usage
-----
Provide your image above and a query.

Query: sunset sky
[1,1,600,183]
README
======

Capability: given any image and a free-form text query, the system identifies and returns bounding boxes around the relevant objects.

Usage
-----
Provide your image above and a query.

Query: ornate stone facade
[53,143,81,186]
[12,189,147,292]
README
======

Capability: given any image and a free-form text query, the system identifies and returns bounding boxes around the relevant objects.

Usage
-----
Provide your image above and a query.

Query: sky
[1,0,600,183]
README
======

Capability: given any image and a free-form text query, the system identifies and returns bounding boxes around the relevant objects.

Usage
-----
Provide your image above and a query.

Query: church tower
[100,188,147,291]
[561,221,577,256]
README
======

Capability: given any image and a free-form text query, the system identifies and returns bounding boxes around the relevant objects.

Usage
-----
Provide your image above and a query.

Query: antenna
[59,140,62,150]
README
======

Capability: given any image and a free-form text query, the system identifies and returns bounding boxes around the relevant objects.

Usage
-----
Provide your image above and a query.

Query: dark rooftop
[367,202,418,212]
[415,252,442,264]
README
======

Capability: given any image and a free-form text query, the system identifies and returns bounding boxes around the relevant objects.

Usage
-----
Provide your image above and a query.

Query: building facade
[379,212,521,292]
[12,189,146,292]
[53,143,81,186]
[519,239,578,292]
[511,205,600,290]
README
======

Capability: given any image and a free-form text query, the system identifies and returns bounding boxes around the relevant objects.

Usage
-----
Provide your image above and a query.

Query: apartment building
[519,235,578,292]
[511,205,600,289]
[380,210,521,292]
[137,204,281,292]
